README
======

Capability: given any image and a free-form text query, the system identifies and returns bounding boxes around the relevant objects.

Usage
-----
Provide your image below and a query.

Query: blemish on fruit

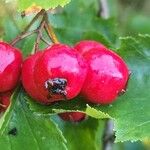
[45,78,67,99]
[8,127,17,136]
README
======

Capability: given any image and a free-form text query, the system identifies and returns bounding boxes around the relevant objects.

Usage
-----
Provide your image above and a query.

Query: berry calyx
[75,41,129,104]
[59,112,86,122]
[0,42,22,92]
[22,44,87,104]
[45,78,67,99]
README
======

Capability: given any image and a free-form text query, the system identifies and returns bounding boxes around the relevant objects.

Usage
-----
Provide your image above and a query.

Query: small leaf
[48,0,118,47]
[27,95,110,119]
[17,0,71,11]
[111,34,150,142]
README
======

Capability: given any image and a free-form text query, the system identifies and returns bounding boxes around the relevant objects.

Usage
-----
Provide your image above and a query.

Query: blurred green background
[108,0,150,36]
[0,0,150,38]
[0,0,149,149]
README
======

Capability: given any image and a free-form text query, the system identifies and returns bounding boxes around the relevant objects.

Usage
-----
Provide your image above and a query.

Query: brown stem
[10,9,45,46]
[40,37,51,46]
[10,9,58,53]
[23,9,45,34]
[10,30,38,46]
[44,13,59,44]
[33,17,45,53]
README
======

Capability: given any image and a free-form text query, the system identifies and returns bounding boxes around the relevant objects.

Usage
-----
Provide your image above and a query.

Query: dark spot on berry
[45,78,67,100]
[8,127,17,136]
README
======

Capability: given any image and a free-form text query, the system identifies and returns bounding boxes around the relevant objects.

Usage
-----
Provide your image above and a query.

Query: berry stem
[10,9,59,50]
[22,9,45,34]
[44,13,59,44]
[10,30,38,46]
[33,17,45,53]
[40,37,51,46]
[10,9,45,46]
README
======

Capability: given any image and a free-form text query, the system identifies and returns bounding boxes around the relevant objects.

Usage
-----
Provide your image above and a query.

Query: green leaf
[54,17,118,48]
[21,35,36,57]
[0,88,67,150]
[49,0,118,47]
[27,95,111,119]
[111,34,150,142]
[52,116,105,150]
[113,141,146,150]
[16,0,71,11]
[3,17,19,42]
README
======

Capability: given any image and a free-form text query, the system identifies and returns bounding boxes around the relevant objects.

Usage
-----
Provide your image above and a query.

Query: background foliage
[0,0,150,150]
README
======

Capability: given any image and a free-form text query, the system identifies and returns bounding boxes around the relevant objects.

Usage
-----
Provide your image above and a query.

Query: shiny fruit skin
[59,112,86,122]
[80,48,129,104]
[34,44,87,102]
[0,42,22,92]
[22,52,47,104]
[22,44,87,104]
[74,40,107,56]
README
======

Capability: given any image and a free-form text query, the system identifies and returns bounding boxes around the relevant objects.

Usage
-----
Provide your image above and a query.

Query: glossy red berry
[75,41,129,104]
[0,92,11,112]
[59,112,86,122]
[74,40,107,55]
[0,42,22,92]
[22,44,87,104]
[22,51,46,103]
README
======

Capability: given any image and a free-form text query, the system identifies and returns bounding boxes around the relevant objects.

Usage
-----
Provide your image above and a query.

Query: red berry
[0,92,11,112]
[74,40,107,55]
[22,52,46,103]
[59,112,86,122]
[22,44,87,104]
[0,42,22,92]
[75,41,129,104]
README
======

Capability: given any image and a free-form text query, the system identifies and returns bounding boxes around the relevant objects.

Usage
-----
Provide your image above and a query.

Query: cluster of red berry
[0,40,129,122]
